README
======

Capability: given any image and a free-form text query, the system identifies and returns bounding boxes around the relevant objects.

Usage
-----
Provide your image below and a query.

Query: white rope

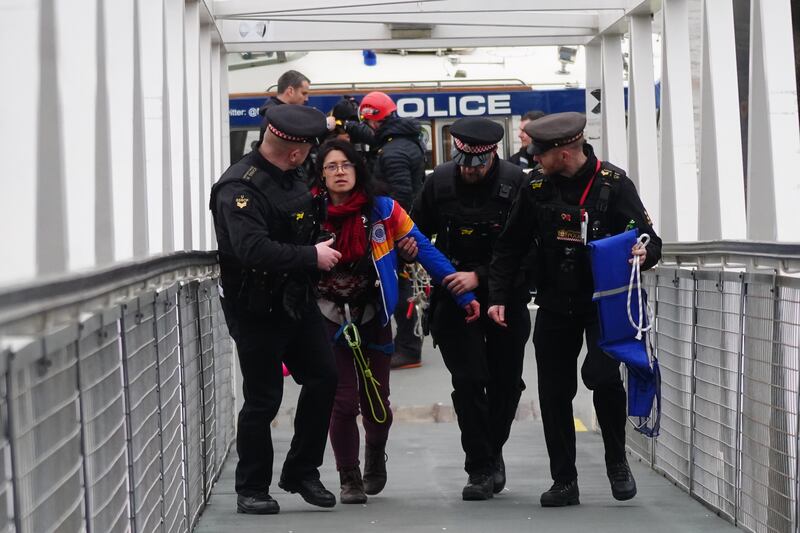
[626,234,654,340]
[406,263,431,338]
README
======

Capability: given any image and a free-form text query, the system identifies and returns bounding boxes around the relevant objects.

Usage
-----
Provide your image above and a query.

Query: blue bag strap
[633,358,661,438]
[332,322,347,343]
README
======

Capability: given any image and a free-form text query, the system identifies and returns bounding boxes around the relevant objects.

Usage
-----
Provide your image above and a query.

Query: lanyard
[579,159,603,207]
[578,159,602,243]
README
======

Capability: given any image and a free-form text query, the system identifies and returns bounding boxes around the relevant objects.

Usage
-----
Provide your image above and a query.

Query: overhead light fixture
[389,23,433,39]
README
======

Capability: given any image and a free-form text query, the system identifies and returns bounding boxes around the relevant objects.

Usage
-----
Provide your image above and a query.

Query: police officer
[487,112,662,507]
[411,117,531,500]
[210,105,341,515]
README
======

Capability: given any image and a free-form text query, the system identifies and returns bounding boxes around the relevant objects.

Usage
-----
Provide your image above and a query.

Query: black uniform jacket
[508,147,536,170]
[489,143,662,313]
[212,150,318,292]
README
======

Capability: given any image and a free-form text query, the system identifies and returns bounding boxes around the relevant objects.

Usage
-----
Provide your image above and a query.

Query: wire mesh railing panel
[738,277,799,533]
[178,282,205,529]
[121,293,164,533]
[652,270,694,490]
[0,350,12,533]
[198,280,218,498]
[0,258,238,533]
[211,287,235,481]
[690,273,742,521]
[155,285,188,533]
[77,310,130,533]
[10,328,84,533]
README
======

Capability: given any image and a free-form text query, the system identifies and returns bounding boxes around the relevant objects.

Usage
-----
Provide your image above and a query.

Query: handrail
[660,240,800,274]
[0,251,218,331]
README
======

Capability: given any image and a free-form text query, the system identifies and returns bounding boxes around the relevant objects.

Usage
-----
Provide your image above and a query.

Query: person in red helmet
[328,91,428,370]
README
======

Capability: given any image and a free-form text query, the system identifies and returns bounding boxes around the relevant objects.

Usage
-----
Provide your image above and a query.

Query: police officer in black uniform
[411,117,531,500]
[488,112,662,507]
[210,105,342,515]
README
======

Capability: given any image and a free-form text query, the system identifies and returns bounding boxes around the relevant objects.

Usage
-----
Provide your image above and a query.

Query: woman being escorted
[315,139,480,504]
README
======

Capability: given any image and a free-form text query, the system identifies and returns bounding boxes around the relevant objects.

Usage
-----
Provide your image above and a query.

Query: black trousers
[431,294,530,475]
[220,297,338,496]
[393,275,423,359]
[533,307,627,483]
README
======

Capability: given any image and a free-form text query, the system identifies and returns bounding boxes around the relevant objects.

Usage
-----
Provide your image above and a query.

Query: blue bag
[587,229,660,437]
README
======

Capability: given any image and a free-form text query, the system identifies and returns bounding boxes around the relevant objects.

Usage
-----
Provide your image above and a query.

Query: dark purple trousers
[325,318,394,470]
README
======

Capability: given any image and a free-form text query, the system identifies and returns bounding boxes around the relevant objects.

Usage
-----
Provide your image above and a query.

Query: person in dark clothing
[210,105,341,515]
[254,71,319,187]
[256,70,310,145]
[508,110,546,170]
[332,91,428,369]
[488,112,662,508]
[412,117,531,501]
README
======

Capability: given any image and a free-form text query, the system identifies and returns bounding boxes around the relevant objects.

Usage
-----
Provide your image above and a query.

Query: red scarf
[323,190,369,265]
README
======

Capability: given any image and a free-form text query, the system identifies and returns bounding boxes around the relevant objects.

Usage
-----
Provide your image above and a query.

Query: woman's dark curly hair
[316,139,383,203]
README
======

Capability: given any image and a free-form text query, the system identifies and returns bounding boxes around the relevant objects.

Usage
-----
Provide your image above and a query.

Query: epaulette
[241,165,259,181]
[598,161,626,182]
[528,167,547,190]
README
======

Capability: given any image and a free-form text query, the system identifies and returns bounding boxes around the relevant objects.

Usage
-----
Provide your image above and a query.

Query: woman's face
[322,150,357,195]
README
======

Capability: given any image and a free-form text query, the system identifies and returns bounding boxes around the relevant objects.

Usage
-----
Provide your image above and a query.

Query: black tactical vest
[528,161,623,297]
[209,159,322,315]
[431,160,524,268]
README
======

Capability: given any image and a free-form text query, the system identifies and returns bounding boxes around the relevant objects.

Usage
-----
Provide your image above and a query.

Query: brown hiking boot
[339,467,368,504]
[363,444,388,495]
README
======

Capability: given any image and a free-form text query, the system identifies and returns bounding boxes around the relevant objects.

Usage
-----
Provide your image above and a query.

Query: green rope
[342,321,388,424]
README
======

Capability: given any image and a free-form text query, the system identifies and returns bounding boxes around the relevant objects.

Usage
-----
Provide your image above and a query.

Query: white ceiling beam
[215,0,633,17]
[222,12,599,30]
[225,35,592,52]
[223,19,594,46]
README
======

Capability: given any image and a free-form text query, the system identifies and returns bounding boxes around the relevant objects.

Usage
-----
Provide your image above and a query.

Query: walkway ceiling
[213,0,662,52]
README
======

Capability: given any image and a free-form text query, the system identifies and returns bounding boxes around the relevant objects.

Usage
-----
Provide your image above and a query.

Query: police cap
[525,112,586,155]
[449,117,504,167]
[265,104,327,144]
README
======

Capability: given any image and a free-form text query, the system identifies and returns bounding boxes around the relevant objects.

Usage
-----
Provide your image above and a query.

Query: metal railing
[0,253,236,532]
[630,242,800,533]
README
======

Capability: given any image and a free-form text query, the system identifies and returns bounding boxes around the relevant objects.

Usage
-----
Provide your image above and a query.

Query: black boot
[540,480,580,507]
[462,473,494,501]
[492,453,506,494]
[607,460,637,501]
[278,477,336,508]
[237,493,280,514]
[363,444,388,495]
[339,467,368,504]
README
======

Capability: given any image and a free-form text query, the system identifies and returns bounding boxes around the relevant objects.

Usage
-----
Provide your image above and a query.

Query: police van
[229,81,589,167]
[227,47,659,166]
